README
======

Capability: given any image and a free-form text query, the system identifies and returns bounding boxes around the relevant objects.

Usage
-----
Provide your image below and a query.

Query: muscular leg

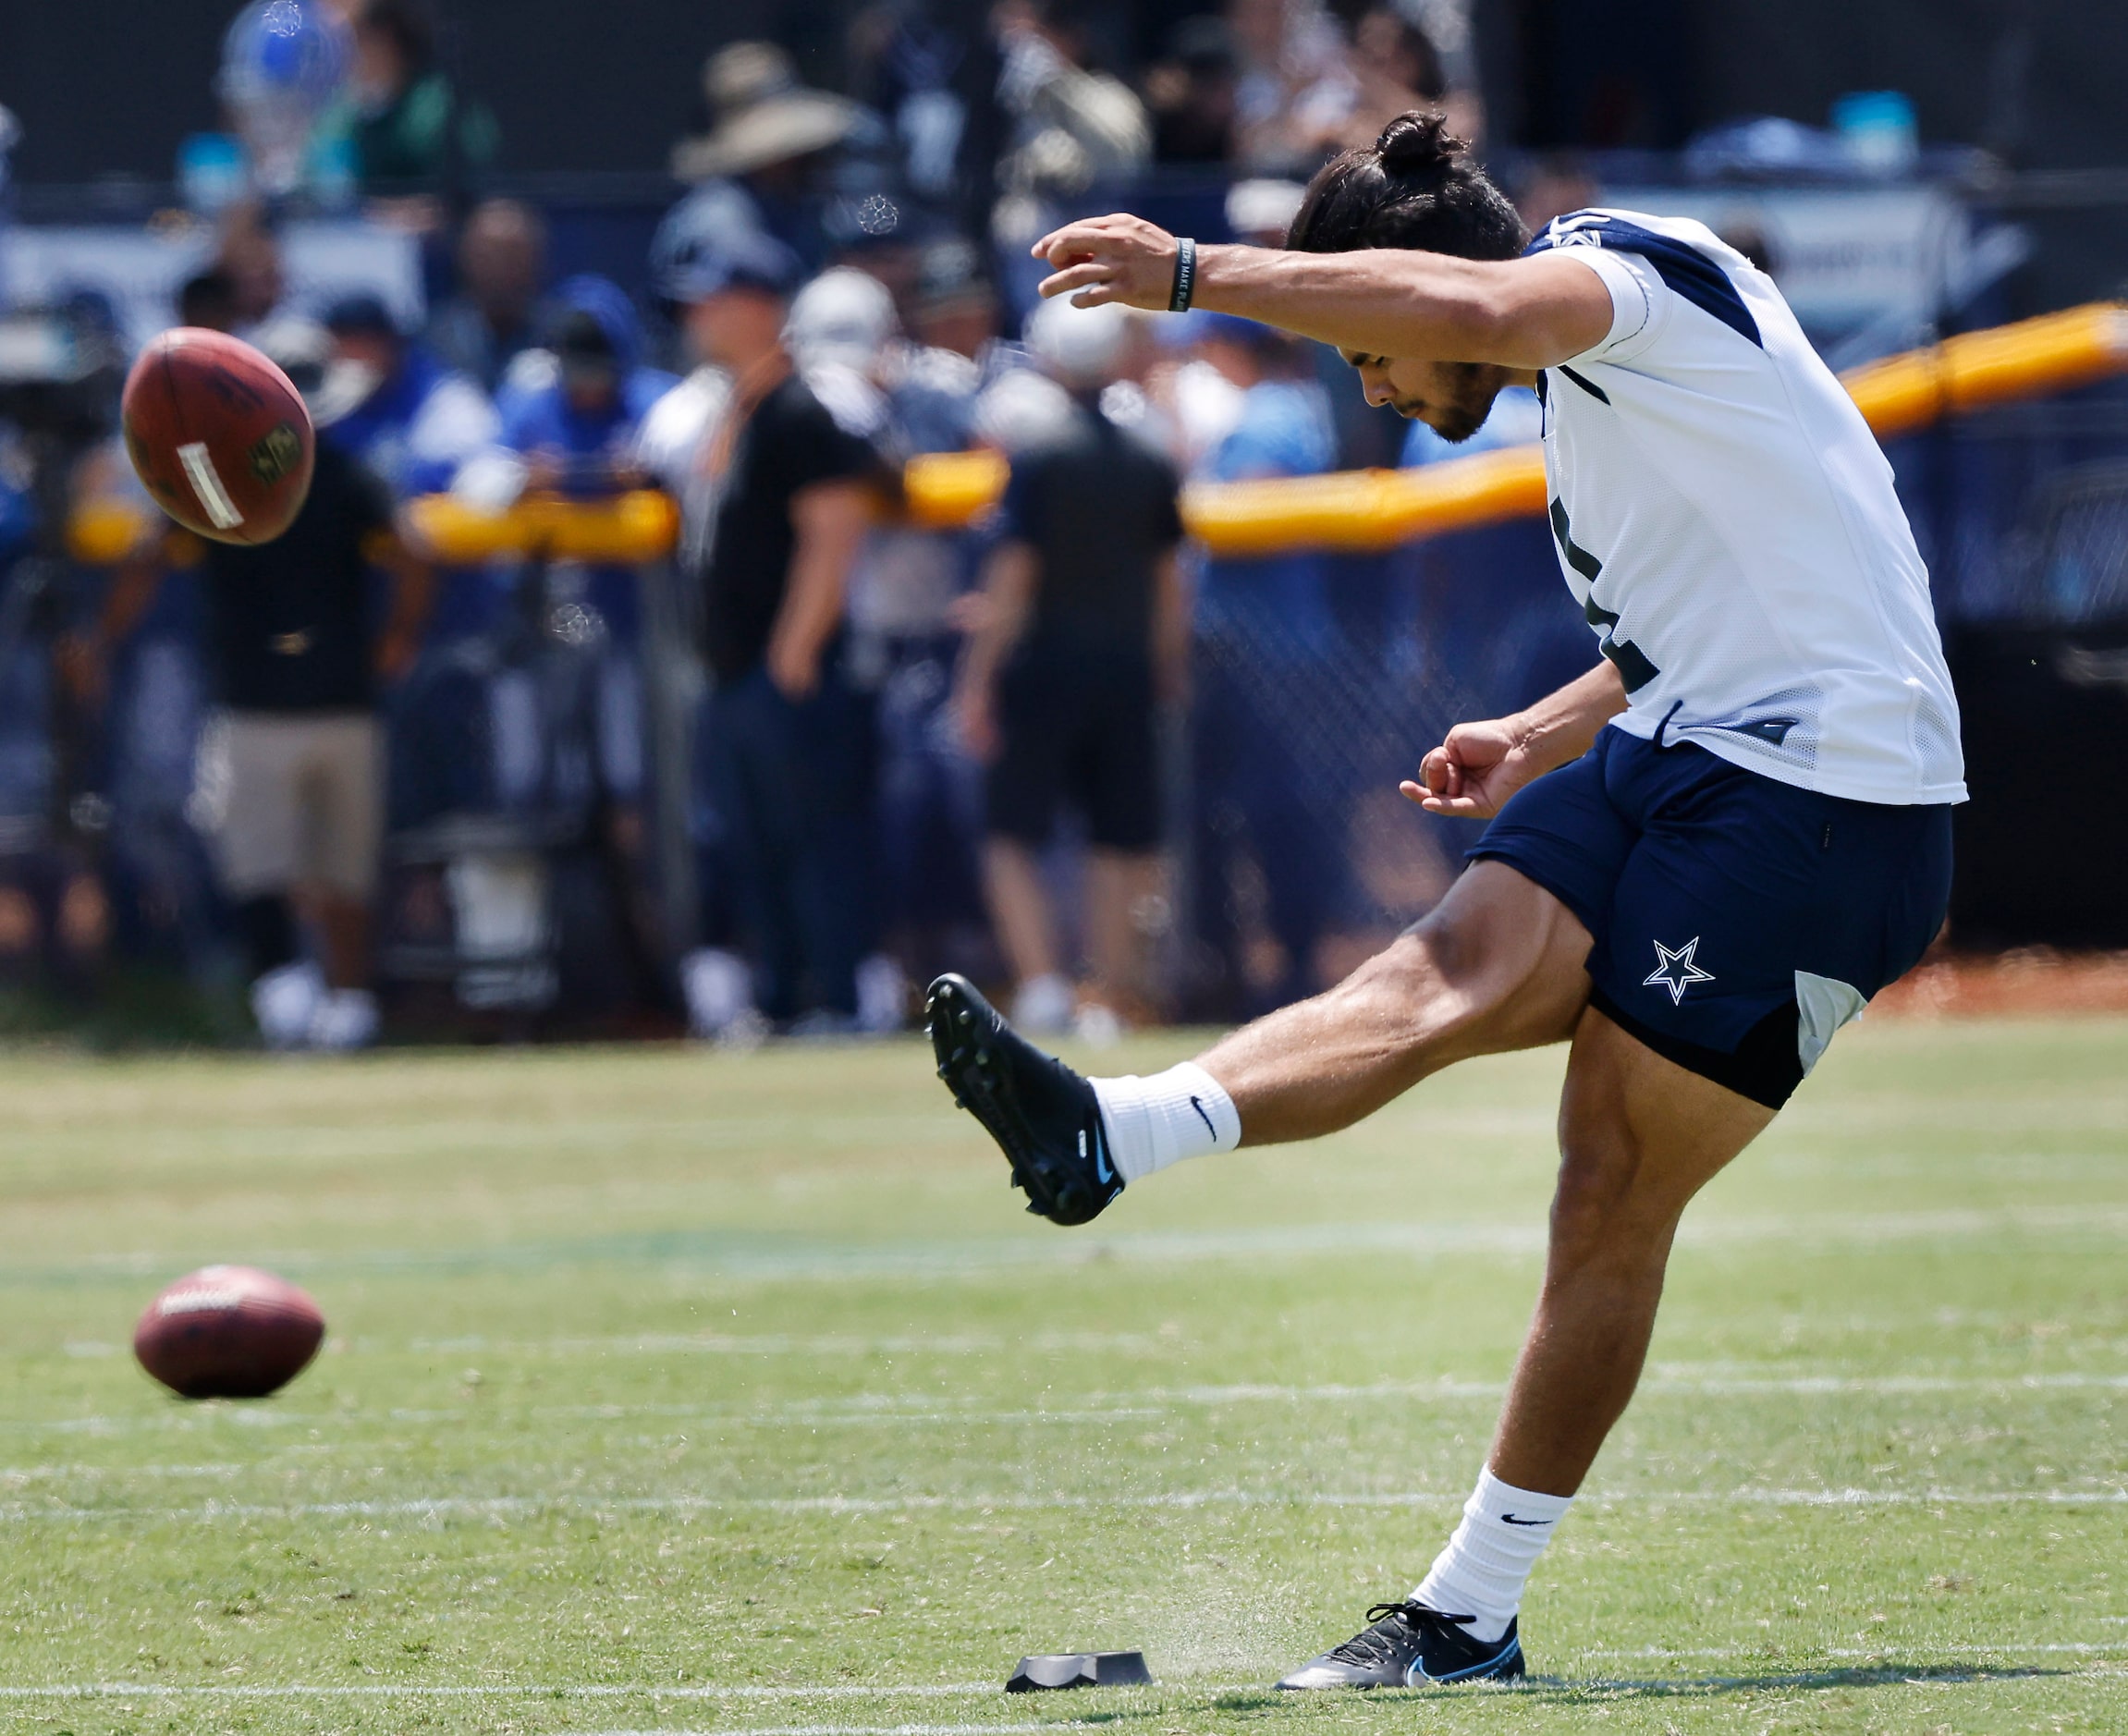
[1488,1005,1776,1494]
[1196,862,1596,1145]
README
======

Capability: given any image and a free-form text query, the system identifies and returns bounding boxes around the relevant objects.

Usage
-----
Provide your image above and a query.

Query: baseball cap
[1023,295,1138,388]
[784,267,898,370]
[654,224,804,305]
[321,290,400,339]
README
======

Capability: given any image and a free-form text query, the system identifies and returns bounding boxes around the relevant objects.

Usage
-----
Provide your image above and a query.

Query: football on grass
[133,1265,325,1400]
[121,327,314,544]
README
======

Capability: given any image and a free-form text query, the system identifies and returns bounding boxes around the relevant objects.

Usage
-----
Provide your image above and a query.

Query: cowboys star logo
[1644,936,1715,1005]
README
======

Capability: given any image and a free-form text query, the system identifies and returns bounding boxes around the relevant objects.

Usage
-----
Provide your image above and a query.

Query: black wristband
[1168,237,1197,312]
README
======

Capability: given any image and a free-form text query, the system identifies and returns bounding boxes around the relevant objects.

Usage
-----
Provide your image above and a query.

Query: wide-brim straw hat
[672,42,864,179]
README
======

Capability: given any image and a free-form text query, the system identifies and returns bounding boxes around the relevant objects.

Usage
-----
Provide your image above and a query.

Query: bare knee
[1329,920,1504,1051]
[1545,1125,1682,1291]
[1343,880,1584,1055]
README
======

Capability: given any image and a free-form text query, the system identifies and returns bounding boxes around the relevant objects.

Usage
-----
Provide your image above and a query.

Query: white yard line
[6,1485,2125,1524]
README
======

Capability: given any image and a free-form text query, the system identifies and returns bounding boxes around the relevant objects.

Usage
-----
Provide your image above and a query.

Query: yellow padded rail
[67,302,2128,565]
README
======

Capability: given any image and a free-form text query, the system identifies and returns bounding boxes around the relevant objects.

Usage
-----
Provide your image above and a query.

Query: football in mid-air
[121,327,315,544]
[132,1265,326,1400]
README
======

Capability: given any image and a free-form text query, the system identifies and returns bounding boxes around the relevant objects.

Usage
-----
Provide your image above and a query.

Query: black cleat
[1275,1602,1524,1690]
[925,973,1121,1226]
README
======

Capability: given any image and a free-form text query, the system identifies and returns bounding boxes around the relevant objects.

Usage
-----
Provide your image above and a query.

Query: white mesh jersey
[1525,208,1965,805]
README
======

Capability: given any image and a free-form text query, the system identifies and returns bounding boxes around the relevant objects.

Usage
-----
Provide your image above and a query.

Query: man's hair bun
[1286,106,1524,262]
[1376,110,1466,178]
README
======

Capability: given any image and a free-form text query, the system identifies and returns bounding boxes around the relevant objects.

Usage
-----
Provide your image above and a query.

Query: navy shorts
[1471,729,1952,1108]
[988,640,1160,852]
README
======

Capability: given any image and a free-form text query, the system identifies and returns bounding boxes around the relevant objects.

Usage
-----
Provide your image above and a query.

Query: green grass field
[3,1019,2125,1735]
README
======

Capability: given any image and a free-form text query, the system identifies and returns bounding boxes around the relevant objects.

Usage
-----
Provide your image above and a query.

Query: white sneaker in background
[310,988,380,1052]
[855,952,908,1034]
[1011,972,1076,1036]
[251,961,325,1051]
[681,947,757,1039]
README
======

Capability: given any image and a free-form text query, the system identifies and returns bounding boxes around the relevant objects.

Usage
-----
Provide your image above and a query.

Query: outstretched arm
[1031,213,1612,370]
[1406,661,1627,819]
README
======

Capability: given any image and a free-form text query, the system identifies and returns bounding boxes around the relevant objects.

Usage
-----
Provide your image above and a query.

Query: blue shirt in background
[1197,379,1337,653]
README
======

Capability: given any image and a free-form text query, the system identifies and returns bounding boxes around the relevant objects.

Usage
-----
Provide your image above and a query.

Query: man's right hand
[1402,715,1545,820]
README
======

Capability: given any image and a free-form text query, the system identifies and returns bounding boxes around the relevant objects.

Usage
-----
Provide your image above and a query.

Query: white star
[1644,936,1716,1005]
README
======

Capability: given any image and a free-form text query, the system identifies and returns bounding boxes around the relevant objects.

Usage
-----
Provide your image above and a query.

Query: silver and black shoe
[1276,1601,1524,1689]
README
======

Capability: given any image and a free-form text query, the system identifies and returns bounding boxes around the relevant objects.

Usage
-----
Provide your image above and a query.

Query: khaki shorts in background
[192,710,384,902]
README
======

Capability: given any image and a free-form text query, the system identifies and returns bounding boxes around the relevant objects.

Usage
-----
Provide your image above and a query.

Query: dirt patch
[1871,946,2128,1019]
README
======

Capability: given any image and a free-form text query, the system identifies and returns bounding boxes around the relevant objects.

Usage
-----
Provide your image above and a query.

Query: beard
[1389,362,1499,443]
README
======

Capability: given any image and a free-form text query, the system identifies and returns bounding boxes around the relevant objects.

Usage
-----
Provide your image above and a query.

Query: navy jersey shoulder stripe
[1525,212,1763,349]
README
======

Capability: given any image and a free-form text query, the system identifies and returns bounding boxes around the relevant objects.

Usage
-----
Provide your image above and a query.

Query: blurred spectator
[481,275,677,1008]
[215,0,352,201]
[952,299,1187,1036]
[316,0,498,201]
[1514,153,1599,234]
[1202,175,1403,470]
[993,0,1151,191]
[669,43,869,272]
[215,204,287,332]
[796,269,991,997]
[177,269,240,334]
[1343,2,1484,152]
[495,276,674,507]
[1228,0,1357,176]
[906,237,1002,363]
[651,230,887,1038]
[426,198,554,394]
[990,0,1152,312]
[1186,312,1350,1012]
[320,292,498,498]
[73,323,434,1050]
[1143,15,1241,165]
[844,3,986,211]
[673,42,867,185]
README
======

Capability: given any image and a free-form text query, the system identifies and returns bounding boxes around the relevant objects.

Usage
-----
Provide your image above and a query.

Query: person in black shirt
[952,298,1188,1034]
[77,325,434,1049]
[655,229,883,1031]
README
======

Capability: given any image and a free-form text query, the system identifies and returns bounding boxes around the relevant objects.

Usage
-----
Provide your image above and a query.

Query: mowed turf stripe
[10,1201,2127,1287]
[10,1366,2128,1442]
[7,1485,2126,1522]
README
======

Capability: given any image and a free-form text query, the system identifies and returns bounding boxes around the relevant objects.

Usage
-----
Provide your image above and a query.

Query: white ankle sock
[1412,1468,1573,1644]
[1090,1062,1240,1184]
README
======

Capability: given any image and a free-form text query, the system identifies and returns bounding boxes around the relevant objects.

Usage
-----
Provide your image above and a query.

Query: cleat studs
[956,1009,972,1027]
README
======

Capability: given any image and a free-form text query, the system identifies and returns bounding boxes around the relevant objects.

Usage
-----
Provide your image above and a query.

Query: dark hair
[1286,112,1526,261]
